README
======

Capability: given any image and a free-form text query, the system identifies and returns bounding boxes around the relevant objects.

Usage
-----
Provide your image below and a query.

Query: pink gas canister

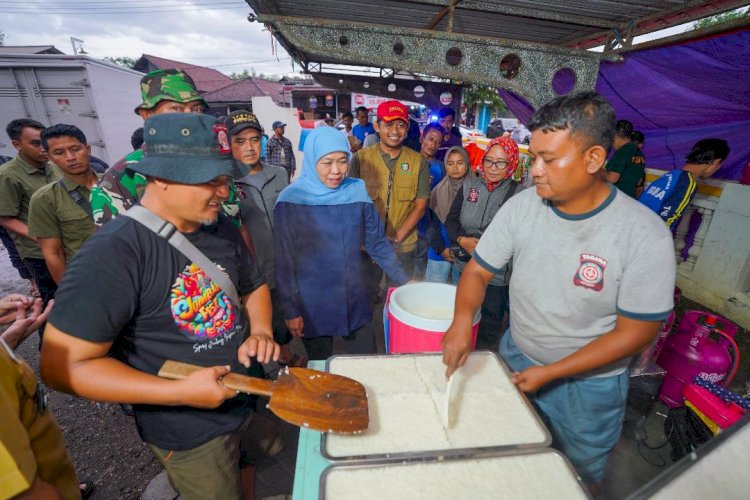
[656,311,740,408]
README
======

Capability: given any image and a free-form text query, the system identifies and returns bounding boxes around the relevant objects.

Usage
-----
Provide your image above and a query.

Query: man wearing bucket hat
[89,69,209,226]
[349,100,430,284]
[41,113,280,500]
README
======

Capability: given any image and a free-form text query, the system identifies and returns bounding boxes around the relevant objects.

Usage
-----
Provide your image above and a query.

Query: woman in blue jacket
[274,127,409,360]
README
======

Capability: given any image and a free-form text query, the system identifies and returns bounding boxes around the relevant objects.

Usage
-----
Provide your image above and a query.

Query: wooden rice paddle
[158,361,369,434]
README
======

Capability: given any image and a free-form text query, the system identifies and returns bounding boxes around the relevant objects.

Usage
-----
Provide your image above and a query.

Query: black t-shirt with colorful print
[49,212,265,450]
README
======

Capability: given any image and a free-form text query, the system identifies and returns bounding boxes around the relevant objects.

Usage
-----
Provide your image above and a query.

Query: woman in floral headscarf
[445,136,522,351]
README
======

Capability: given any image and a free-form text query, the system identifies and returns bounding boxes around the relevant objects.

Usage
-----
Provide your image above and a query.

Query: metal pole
[70,37,84,55]
[9,69,31,118]
[30,68,51,125]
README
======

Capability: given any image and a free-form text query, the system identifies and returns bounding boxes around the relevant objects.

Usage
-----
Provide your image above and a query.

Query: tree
[461,84,507,122]
[0,30,6,46]
[230,68,250,80]
[692,6,749,29]
[103,56,137,69]
[257,73,280,82]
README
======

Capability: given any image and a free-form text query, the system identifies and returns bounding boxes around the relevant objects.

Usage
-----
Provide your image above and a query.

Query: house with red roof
[202,76,286,115]
[133,54,234,93]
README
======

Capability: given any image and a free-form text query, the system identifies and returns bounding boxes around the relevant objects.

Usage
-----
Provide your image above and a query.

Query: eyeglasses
[482,158,509,170]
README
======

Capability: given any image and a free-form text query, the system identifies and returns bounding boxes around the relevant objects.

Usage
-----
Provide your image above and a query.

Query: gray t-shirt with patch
[474,185,675,377]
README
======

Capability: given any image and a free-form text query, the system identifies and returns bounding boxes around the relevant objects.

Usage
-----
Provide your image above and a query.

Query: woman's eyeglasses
[482,158,509,170]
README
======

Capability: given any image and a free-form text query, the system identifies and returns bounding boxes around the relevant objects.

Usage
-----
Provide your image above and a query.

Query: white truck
[0,53,143,164]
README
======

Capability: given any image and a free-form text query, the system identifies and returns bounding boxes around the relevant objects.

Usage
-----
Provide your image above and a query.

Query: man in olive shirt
[349,100,430,280]
[28,125,97,284]
[602,120,645,198]
[0,119,59,310]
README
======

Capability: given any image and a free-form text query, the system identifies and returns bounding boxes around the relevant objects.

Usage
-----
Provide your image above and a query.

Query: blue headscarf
[276,126,371,206]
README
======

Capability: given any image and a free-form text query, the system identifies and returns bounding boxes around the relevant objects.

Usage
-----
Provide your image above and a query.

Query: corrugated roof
[247,0,748,105]
[0,45,64,55]
[252,77,287,102]
[248,0,749,55]
[135,54,234,93]
[202,77,286,105]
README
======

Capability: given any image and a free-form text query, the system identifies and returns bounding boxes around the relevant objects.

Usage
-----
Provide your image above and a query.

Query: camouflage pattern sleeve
[222,181,244,228]
[89,149,146,226]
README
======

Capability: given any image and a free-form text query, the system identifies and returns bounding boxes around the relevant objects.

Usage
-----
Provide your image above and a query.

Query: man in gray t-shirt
[442,92,675,488]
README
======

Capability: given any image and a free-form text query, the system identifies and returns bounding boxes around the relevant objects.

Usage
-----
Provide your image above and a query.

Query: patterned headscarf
[480,135,520,180]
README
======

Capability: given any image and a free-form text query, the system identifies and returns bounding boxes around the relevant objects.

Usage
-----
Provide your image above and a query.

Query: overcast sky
[1,0,722,78]
[0,0,296,78]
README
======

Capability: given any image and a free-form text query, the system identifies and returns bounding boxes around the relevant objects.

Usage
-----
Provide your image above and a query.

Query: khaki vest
[357,144,423,252]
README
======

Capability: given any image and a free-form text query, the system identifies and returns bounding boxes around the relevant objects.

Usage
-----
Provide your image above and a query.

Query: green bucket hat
[134,69,208,115]
[129,113,244,184]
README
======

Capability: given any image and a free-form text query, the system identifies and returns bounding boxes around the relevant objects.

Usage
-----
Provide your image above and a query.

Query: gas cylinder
[656,311,740,408]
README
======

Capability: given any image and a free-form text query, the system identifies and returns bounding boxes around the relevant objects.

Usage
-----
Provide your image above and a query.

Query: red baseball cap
[377,100,409,123]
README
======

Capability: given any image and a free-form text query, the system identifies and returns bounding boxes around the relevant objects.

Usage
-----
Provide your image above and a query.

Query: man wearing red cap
[349,100,430,283]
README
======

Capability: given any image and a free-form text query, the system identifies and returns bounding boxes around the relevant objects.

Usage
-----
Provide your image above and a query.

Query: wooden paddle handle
[158,360,273,397]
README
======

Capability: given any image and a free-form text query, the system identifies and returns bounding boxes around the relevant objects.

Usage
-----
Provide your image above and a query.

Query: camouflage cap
[134,69,208,115]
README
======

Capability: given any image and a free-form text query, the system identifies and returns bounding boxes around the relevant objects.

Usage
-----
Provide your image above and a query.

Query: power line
[135,57,290,71]
[207,58,291,69]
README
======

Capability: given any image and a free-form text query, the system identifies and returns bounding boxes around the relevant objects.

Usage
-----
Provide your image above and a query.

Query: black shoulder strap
[57,179,93,220]
[123,205,241,307]
[500,180,518,207]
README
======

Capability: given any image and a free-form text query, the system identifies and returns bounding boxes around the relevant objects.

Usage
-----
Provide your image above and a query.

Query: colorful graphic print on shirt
[170,263,238,340]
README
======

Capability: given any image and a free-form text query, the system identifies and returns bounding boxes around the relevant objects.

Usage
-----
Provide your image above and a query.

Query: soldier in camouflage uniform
[89,69,247,236]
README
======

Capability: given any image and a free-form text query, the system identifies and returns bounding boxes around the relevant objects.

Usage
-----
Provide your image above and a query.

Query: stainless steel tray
[321,351,551,463]
[318,448,591,500]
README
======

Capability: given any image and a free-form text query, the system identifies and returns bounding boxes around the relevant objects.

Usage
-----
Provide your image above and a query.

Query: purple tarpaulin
[498,27,750,181]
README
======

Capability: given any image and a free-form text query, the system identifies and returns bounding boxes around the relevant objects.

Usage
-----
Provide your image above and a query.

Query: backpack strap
[57,179,93,219]
[123,205,242,307]
[499,179,518,208]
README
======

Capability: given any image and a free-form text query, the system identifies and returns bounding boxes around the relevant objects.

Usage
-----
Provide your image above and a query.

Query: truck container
[0,53,143,164]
